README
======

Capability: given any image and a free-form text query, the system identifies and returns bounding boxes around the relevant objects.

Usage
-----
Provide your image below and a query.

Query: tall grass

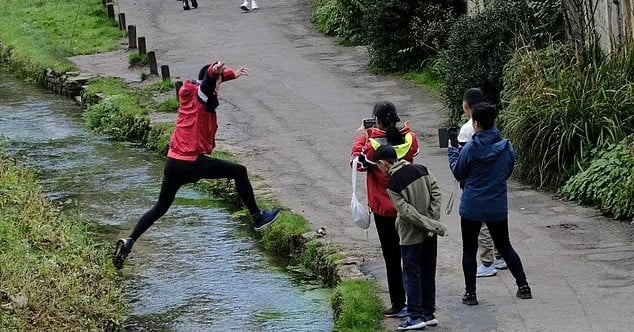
[0,0,121,78]
[0,155,126,330]
[500,42,634,188]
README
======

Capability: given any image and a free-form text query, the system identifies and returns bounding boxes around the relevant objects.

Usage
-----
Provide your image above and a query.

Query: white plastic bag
[351,157,371,229]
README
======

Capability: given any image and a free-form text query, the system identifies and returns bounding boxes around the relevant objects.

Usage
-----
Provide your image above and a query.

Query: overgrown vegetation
[148,80,175,93]
[83,78,153,142]
[313,0,368,45]
[0,155,126,330]
[500,43,634,188]
[561,136,634,219]
[0,0,121,79]
[366,0,459,72]
[331,280,384,332]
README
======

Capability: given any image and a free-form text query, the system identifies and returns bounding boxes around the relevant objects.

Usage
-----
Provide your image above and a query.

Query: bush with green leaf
[313,0,367,45]
[500,43,634,188]
[366,0,460,73]
[437,0,563,123]
[561,136,634,220]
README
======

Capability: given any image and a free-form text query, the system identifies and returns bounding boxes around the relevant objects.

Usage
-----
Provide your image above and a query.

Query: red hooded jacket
[167,68,236,161]
[351,122,419,217]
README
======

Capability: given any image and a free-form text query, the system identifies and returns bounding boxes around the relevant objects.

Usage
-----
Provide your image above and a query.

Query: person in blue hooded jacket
[448,102,532,306]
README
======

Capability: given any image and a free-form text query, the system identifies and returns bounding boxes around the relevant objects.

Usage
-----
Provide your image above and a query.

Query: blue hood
[469,128,511,162]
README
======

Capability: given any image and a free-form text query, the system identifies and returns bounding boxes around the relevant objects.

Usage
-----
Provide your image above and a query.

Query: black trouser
[401,236,437,318]
[461,217,528,293]
[130,155,259,241]
[374,214,406,309]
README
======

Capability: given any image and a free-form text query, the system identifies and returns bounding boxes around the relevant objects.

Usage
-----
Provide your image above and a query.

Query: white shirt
[458,118,475,143]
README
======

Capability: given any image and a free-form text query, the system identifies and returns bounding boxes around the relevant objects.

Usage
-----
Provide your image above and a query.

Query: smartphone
[362,118,376,129]
[448,127,459,148]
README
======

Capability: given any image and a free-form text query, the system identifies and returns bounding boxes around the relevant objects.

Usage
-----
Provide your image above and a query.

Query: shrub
[561,136,634,220]
[437,0,563,122]
[84,95,150,141]
[366,0,459,73]
[500,43,634,188]
[313,0,368,45]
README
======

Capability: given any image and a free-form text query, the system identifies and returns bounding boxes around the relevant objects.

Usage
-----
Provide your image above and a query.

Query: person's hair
[471,102,498,130]
[463,88,485,108]
[373,101,404,145]
[374,145,398,163]
[198,64,211,80]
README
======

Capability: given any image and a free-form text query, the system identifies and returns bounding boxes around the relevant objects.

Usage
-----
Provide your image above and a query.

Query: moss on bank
[332,280,384,332]
[0,155,126,330]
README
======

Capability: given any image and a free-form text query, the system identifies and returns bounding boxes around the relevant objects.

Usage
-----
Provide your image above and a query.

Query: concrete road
[74,0,634,330]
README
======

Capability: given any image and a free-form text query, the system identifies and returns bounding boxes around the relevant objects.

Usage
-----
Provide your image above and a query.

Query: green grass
[332,280,384,332]
[401,67,443,94]
[158,98,180,113]
[260,210,310,255]
[0,155,126,330]
[129,53,148,67]
[148,80,175,93]
[0,0,122,78]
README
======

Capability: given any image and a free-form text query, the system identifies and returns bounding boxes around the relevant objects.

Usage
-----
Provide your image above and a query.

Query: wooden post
[138,37,147,55]
[175,81,184,100]
[148,51,158,75]
[128,25,137,49]
[161,65,171,81]
[106,3,115,20]
[118,13,126,31]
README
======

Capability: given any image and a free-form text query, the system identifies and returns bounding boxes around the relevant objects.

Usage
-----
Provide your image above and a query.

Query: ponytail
[373,101,405,145]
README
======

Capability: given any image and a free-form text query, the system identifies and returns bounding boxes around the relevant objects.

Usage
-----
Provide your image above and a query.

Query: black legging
[374,214,406,308]
[461,217,527,293]
[130,155,260,240]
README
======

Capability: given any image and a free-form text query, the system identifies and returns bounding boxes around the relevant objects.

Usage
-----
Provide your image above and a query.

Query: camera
[438,127,460,148]
[362,118,376,129]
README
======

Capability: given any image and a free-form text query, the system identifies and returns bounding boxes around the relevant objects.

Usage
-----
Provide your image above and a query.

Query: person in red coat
[113,61,281,270]
[350,101,419,317]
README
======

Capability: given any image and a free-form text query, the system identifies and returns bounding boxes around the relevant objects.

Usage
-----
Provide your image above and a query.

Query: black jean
[461,217,528,293]
[374,214,406,309]
[401,236,437,318]
[130,155,259,240]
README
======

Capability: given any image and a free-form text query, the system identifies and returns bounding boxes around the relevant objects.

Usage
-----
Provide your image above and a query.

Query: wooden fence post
[175,81,184,100]
[138,37,147,55]
[161,65,171,81]
[148,52,158,75]
[118,13,126,31]
[128,25,137,49]
[106,3,115,20]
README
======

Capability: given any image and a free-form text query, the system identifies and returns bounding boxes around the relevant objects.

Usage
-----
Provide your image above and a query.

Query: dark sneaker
[191,0,198,8]
[383,305,407,318]
[517,284,532,299]
[183,1,191,10]
[422,314,438,327]
[253,208,281,231]
[462,292,478,306]
[398,316,426,330]
[113,237,134,270]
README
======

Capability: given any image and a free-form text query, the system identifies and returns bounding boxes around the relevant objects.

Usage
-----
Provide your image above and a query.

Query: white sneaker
[251,0,259,10]
[476,264,497,277]
[494,257,507,270]
[240,0,249,11]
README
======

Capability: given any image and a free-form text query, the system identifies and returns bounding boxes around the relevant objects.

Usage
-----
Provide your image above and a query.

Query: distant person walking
[112,61,281,270]
[240,0,259,11]
[448,102,532,305]
[351,101,419,318]
[183,0,198,10]
[458,88,507,278]
[374,145,445,330]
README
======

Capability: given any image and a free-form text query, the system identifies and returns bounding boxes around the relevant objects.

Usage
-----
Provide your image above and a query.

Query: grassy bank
[0,0,121,79]
[0,155,126,330]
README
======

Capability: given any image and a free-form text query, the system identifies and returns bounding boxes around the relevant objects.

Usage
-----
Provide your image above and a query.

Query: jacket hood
[178,80,199,100]
[470,127,511,162]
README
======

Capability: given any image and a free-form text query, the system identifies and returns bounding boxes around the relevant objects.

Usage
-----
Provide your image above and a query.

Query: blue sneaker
[398,316,426,330]
[384,306,408,318]
[253,208,281,231]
